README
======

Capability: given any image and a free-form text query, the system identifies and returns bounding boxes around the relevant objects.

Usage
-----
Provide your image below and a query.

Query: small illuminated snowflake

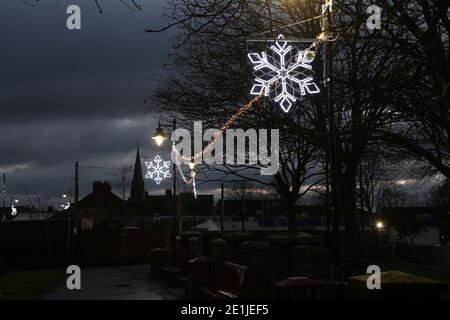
[145,155,171,185]
[248,34,320,113]
[11,205,17,216]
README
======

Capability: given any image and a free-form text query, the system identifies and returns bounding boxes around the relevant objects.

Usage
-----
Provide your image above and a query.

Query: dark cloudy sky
[0,1,432,208]
[0,0,187,205]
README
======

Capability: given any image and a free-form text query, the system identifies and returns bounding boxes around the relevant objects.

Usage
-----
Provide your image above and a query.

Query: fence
[391,242,450,269]
[0,220,168,270]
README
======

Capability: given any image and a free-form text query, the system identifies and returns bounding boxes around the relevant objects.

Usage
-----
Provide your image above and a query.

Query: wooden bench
[275,276,331,299]
[161,250,189,285]
[201,261,247,300]
[179,258,216,298]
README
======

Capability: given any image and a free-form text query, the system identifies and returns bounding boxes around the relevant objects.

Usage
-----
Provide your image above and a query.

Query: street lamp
[375,220,385,252]
[151,117,177,263]
[152,124,168,147]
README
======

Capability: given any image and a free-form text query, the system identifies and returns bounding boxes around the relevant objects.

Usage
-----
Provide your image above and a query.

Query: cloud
[0,1,174,203]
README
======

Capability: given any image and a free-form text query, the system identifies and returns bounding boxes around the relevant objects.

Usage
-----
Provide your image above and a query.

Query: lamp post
[152,117,177,263]
[318,0,342,284]
[376,220,384,252]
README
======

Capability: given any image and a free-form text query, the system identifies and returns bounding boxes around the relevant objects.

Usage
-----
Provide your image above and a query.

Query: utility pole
[325,156,331,237]
[122,170,126,201]
[322,0,341,283]
[172,117,177,263]
[153,117,178,263]
[73,161,79,261]
[242,200,246,232]
[75,161,79,228]
[2,173,6,208]
[66,178,74,261]
[221,182,224,233]
[178,188,182,234]
[359,166,364,232]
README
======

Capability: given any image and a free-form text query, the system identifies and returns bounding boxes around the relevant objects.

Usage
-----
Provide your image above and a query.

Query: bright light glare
[152,135,165,146]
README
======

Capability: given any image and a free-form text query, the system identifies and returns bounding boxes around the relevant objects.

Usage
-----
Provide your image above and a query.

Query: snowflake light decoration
[145,155,171,185]
[248,34,320,113]
[11,205,17,217]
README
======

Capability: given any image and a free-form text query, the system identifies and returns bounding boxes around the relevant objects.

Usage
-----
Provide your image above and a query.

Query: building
[75,147,215,226]
[179,192,214,217]
[129,146,146,213]
[0,205,46,222]
[79,181,127,225]
[216,199,286,218]
[147,189,214,217]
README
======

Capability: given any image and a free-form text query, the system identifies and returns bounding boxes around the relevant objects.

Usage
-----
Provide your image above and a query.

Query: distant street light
[61,192,71,210]
[376,221,384,230]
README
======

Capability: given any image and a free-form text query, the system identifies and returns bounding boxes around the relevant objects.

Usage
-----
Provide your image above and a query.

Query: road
[44,264,184,300]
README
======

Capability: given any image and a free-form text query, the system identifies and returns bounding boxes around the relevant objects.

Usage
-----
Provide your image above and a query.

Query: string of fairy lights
[170,93,265,198]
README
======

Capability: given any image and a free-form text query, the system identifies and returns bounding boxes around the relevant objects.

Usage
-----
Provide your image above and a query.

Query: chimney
[93,181,111,193]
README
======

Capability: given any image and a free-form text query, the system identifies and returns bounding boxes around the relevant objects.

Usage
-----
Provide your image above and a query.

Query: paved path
[44,265,184,300]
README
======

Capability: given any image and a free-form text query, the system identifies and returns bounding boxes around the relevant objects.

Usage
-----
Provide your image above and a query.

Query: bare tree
[108,166,133,200]
[149,0,446,252]
[374,0,450,178]
[225,181,259,201]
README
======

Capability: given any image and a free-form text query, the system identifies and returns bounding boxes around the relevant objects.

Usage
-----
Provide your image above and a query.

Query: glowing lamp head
[14,199,19,203]
[62,193,67,198]
[152,126,167,146]
[376,221,384,230]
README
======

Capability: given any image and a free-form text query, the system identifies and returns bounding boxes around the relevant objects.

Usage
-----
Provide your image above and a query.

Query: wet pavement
[44,265,184,300]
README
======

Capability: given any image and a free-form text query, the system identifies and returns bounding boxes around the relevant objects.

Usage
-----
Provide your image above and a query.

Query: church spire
[130,146,146,210]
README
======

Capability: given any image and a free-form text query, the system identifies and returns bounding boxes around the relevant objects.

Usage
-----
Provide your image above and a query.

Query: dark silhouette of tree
[18,0,143,13]
[374,0,450,178]
[430,179,450,211]
[389,212,428,246]
[148,0,449,252]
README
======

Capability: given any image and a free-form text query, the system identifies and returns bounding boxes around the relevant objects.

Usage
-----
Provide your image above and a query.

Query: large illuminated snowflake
[248,34,320,113]
[145,155,171,185]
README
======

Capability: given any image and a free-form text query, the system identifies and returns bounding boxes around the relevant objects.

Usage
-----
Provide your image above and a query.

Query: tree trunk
[339,163,363,255]
[287,197,297,232]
